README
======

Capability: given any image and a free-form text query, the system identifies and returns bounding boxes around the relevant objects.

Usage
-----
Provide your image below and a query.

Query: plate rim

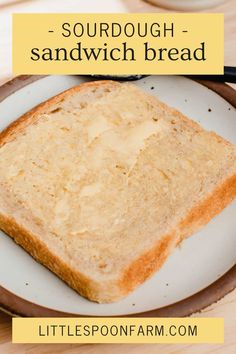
[0,75,235,318]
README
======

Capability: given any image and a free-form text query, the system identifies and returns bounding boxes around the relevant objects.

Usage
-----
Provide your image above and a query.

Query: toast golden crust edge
[0,80,119,148]
[120,173,236,297]
[0,173,235,303]
[0,80,236,303]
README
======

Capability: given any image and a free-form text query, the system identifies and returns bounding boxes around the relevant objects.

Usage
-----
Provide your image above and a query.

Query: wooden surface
[0,291,235,353]
[0,0,235,353]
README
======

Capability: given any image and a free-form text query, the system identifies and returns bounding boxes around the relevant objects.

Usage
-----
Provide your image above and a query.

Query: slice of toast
[0,81,235,303]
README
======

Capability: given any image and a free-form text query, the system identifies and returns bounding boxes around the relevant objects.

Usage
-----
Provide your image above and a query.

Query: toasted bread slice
[0,81,235,302]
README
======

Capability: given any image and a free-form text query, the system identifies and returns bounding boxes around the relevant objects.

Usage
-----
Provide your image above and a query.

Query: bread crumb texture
[0,81,235,302]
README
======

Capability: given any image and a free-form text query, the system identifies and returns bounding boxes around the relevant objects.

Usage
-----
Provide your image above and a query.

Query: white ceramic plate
[0,75,235,316]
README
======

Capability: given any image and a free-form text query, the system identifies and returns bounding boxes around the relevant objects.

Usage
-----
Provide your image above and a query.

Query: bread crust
[0,80,235,303]
[0,80,118,148]
[0,173,235,303]
[120,174,236,297]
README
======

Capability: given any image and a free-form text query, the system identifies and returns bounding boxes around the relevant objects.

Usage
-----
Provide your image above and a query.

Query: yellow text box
[12,318,224,344]
[12,13,224,75]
